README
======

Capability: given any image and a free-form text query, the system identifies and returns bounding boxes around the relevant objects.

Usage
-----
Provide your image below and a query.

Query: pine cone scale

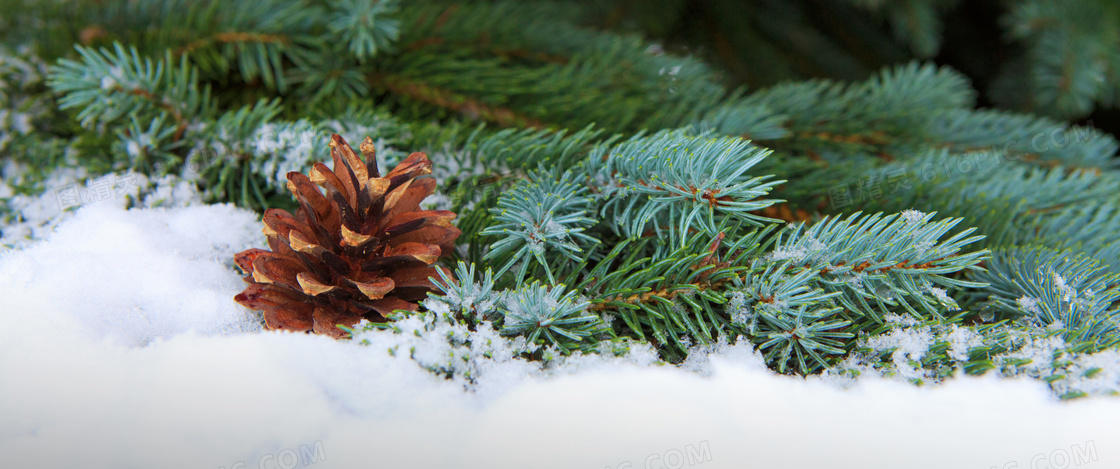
[348,277,394,300]
[386,242,441,263]
[287,174,336,223]
[389,266,443,289]
[363,178,391,201]
[386,179,437,217]
[389,209,456,227]
[329,134,369,184]
[296,272,337,296]
[251,255,306,291]
[393,226,461,254]
[358,138,381,178]
[309,163,355,210]
[234,248,271,274]
[236,284,316,331]
[360,254,432,273]
[387,152,433,179]
[312,306,354,338]
[326,152,361,207]
[367,297,416,316]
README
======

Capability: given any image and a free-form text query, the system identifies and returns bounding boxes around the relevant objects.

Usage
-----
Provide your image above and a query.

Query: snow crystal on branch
[248,121,321,189]
[1017,296,1042,315]
[900,209,926,223]
[0,163,202,249]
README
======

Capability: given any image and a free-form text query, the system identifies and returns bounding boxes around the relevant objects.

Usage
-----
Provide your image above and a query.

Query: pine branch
[588,129,784,244]
[482,169,599,284]
[771,210,988,323]
[971,246,1120,346]
[49,43,214,137]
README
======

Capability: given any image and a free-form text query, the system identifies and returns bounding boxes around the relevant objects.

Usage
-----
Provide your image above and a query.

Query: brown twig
[114,86,189,141]
[370,73,544,128]
[175,32,290,57]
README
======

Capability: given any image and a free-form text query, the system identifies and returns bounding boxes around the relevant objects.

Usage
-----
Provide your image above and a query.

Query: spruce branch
[326,0,400,61]
[428,260,501,323]
[481,169,599,284]
[726,259,843,335]
[756,304,852,374]
[153,0,322,92]
[928,108,1119,171]
[772,210,988,323]
[588,129,784,244]
[500,281,604,352]
[49,43,213,137]
[588,229,774,356]
[970,246,1120,346]
[1032,202,1120,275]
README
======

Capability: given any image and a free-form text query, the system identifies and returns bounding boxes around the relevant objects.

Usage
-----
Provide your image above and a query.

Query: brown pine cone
[234,134,460,337]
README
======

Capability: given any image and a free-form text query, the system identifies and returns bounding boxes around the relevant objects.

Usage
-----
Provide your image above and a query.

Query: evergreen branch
[588,129,784,244]
[500,281,605,352]
[1031,202,1120,275]
[48,43,214,138]
[970,246,1120,345]
[428,260,501,322]
[114,114,184,173]
[481,169,599,284]
[326,0,400,61]
[847,0,955,58]
[912,150,1119,212]
[750,62,973,136]
[726,259,843,335]
[176,32,292,56]
[288,43,372,102]
[84,0,323,93]
[691,93,789,141]
[588,229,774,354]
[1002,0,1118,117]
[395,1,727,131]
[772,210,988,322]
[756,304,852,374]
[426,124,607,173]
[928,108,1119,170]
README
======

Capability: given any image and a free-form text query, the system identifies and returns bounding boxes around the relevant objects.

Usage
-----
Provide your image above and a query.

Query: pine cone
[234,134,460,337]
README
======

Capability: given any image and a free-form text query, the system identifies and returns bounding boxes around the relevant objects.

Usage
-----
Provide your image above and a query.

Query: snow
[900,209,926,223]
[247,121,322,191]
[1,203,1119,469]
[768,234,827,262]
[1018,295,1043,315]
[0,162,201,249]
[0,202,260,345]
[943,324,984,361]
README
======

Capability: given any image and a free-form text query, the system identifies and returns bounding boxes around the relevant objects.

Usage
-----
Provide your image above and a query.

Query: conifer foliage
[2,0,1118,397]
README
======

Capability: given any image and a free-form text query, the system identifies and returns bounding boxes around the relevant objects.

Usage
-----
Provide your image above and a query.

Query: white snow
[943,324,984,361]
[768,235,826,262]
[900,209,926,223]
[248,121,321,191]
[0,202,260,345]
[1018,295,1043,315]
[1,203,1119,469]
[0,163,201,249]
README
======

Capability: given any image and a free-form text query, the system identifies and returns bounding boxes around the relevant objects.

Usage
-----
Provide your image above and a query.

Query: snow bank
[1,203,1118,469]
